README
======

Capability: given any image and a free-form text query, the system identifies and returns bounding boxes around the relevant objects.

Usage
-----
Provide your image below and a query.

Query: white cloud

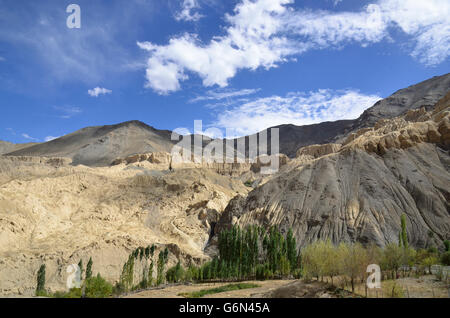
[190,88,260,103]
[138,0,296,94]
[212,89,382,136]
[88,87,112,97]
[139,0,450,94]
[44,136,59,142]
[22,133,39,142]
[53,105,82,119]
[175,0,203,22]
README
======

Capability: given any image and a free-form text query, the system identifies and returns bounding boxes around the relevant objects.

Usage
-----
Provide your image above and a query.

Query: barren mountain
[214,92,450,249]
[5,73,449,164]
[6,121,177,167]
[0,141,38,155]
[266,73,450,157]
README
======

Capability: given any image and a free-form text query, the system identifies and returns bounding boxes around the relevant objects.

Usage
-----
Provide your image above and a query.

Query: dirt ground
[125,280,295,298]
[126,275,449,298]
[331,275,449,298]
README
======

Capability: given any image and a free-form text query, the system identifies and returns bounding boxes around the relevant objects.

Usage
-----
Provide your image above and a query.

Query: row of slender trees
[36,213,449,296]
[117,244,170,293]
[162,225,302,283]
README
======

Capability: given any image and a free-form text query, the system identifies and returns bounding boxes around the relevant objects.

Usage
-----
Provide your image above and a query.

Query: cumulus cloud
[88,87,112,97]
[175,0,203,22]
[139,0,450,94]
[212,89,382,136]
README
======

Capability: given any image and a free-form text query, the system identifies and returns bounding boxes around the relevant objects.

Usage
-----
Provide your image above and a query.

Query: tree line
[35,213,450,297]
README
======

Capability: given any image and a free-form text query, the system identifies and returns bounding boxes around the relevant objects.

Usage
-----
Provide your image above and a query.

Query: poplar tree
[36,264,46,295]
[86,257,93,279]
[78,259,84,281]
[400,214,409,249]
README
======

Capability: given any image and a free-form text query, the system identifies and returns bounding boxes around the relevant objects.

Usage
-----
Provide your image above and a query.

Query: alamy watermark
[366,264,381,289]
[66,264,82,289]
[170,120,280,174]
[66,4,81,29]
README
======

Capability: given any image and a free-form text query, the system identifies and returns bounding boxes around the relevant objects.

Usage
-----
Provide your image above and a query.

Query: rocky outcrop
[296,144,342,159]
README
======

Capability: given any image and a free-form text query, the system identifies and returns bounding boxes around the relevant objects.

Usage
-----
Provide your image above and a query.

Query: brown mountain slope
[0,141,39,155]
[6,121,176,167]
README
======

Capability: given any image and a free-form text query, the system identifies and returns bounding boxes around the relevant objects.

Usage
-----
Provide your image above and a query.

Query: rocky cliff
[214,93,450,249]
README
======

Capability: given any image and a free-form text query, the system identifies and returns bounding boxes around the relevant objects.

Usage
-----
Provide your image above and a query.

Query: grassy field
[178,283,260,298]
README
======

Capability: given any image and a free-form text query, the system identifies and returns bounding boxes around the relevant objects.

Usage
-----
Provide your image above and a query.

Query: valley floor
[124,280,295,298]
[125,275,449,298]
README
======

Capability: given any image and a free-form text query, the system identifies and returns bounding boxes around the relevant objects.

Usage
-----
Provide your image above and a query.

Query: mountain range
[0,73,449,296]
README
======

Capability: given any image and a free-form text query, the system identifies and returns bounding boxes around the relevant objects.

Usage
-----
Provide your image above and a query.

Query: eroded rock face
[0,157,248,296]
[296,144,342,159]
[217,144,449,248]
[215,98,450,250]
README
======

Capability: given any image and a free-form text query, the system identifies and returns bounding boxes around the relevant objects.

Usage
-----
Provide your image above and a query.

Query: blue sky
[0,0,449,142]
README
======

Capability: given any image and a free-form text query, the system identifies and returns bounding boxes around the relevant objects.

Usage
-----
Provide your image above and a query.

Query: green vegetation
[157,247,169,285]
[441,251,450,266]
[444,240,450,252]
[399,214,409,249]
[86,257,93,279]
[179,283,260,298]
[166,261,185,283]
[116,244,160,293]
[78,259,84,281]
[85,274,113,298]
[244,180,254,187]
[35,214,449,298]
[35,264,46,296]
[52,288,82,298]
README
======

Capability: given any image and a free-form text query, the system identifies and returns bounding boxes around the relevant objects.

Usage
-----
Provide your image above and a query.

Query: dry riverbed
[125,280,295,298]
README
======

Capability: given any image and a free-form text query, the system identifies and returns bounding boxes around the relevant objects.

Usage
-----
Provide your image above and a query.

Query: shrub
[113,282,126,296]
[52,288,82,298]
[444,240,450,252]
[85,274,113,298]
[441,251,450,266]
[292,268,302,279]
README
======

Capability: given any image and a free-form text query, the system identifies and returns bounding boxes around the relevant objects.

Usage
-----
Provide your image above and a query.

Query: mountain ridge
[3,73,450,165]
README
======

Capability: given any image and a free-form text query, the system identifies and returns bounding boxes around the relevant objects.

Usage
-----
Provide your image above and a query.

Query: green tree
[166,261,185,283]
[36,264,46,295]
[85,273,113,298]
[286,228,298,272]
[86,257,93,279]
[78,259,84,281]
[156,247,169,285]
[338,243,368,293]
[422,255,439,273]
[400,214,409,249]
[381,243,403,279]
